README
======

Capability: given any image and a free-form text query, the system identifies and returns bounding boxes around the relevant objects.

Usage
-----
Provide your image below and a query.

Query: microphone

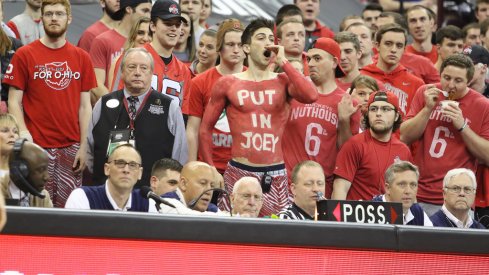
[263,49,271,58]
[188,188,230,211]
[140,186,176,209]
[316,191,326,201]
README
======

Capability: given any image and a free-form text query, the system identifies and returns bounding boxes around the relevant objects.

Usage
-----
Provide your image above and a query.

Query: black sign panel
[317,200,403,225]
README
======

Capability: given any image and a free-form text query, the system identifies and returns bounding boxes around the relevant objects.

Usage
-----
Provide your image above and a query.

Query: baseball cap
[311,37,346,78]
[463,45,489,66]
[367,91,399,111]
[151,0,188,24]
[112,0,152,21]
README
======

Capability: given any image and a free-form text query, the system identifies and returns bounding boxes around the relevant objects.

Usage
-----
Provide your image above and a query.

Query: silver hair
[121,47,154,72]
[232,177,261,194]
[442,168,477,189]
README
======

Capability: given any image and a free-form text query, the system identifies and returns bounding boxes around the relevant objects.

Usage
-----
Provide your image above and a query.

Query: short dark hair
[334,31,361,52]
[435,25,463,45]
[476,0,489,12]
[362,3,383,16]
[241,18,274,46]
[340,15,363,32]
[480,18,489,36]
[276,18,304,40]
[375,23,407,45]
[440,54,475,82]
[276,4,303,26]
[379,11,407,30]
[385,161,419,184]
[462,22,480,40]
[406,5,435,21]
[151,158,183,178]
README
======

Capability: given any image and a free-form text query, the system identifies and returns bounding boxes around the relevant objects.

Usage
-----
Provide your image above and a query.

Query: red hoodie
[360,63,425,116]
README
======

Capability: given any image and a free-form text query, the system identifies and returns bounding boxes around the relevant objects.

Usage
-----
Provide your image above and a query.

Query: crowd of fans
[1,0,489,231]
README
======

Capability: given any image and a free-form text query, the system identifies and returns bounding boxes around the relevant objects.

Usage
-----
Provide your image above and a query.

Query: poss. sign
[317,200,403,224]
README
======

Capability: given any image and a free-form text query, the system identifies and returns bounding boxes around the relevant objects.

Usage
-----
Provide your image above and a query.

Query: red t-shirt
[186,67,234,172]
[334,130,413,201]
[89,29,126,85]
[406,84,489,204]
[476,164,489,208]
[77,21,110,53]
[361,63,425,117]
[400,52,440,84]
[3,40,97,148]
[282,87,361,188]
[335,79,351,92]
[405,44,438,64]
[199,62,318,166]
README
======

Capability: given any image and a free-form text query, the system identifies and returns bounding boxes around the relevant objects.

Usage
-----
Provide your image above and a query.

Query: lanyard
[122,91,152,129]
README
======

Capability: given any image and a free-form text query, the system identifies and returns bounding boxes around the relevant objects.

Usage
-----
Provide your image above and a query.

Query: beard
[105,5,120,21]
[43,22,68,39]
[370,122,394,136]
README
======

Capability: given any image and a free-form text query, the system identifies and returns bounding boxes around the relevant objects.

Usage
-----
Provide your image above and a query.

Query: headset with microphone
[188,188,232,215]
[9,138,45,199]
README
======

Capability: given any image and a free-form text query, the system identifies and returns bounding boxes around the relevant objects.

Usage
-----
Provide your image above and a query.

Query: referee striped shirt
[278,203,313,220]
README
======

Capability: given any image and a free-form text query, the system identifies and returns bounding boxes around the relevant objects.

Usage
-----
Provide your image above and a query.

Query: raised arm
[400,85,439,144]
[266,45,318,104]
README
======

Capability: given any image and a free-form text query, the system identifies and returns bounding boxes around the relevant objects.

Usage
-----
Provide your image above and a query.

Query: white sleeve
[423,211,434,226]
[64,188,91,209]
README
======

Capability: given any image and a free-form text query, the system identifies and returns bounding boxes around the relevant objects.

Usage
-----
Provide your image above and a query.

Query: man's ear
[150,175,158,189]
[179,177,187,192]
[242,43,251,55]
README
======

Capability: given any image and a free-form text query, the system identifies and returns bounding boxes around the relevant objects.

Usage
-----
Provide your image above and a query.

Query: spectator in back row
[462,22,482,47]
[434,25,464,72]
[405,5,437,64]
[361,23,424,117]
[7,0,44,45]
[77,0,120,53]
[294,0,334,50]
[346,22,374,68]
[90,0,152,101]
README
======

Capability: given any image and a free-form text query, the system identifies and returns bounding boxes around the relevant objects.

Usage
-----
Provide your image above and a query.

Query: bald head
[179,161,217,212]
[9,141,50,192]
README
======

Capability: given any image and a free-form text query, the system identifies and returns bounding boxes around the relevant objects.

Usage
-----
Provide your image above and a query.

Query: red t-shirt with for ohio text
[3,40,97,148]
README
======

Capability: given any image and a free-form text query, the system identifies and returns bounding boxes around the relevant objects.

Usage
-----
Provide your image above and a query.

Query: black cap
[463,45,489,66]
[151,0,188,23]
[112,0,152,21]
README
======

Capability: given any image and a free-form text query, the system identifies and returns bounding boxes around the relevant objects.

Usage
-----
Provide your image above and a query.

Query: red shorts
[221,160,291,217]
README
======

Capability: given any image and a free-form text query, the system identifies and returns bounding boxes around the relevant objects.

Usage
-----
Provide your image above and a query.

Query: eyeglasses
[445,186,476,194]
[368,106,395,113]
[108,159,141,170]
[43,11,67,18]
[237,193,263,201]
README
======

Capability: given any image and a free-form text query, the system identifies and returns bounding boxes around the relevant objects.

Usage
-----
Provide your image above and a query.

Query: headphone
[9,138,45,198]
